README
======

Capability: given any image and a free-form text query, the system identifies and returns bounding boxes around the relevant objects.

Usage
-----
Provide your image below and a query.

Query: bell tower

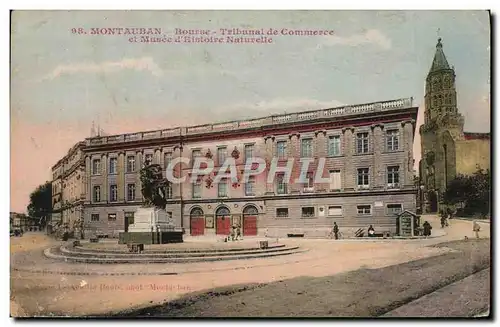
[424,37,460,124]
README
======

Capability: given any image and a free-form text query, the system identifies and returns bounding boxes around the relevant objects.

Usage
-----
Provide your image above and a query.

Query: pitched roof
[429,38,451,73]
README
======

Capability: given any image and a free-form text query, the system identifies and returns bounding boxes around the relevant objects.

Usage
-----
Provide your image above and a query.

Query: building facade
[419,38,490,213]
[50,142,85,231]
[72,97,418,238]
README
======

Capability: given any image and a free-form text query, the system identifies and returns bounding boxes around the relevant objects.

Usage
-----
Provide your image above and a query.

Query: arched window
[243,205,258,215]
[216,206,230,217]
[190,207,204,218]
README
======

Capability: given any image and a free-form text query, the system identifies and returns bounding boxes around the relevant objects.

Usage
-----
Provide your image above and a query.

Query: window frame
[356,205,372,216]
[301,206,316,218]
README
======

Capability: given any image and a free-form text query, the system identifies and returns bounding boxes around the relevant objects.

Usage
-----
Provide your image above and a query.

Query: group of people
[440,207,455,228]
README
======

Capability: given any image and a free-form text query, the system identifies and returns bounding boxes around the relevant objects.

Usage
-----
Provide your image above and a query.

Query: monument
[118,159,183,244]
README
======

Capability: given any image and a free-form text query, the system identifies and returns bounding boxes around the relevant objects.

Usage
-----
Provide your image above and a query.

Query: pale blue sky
[10,10,491,212]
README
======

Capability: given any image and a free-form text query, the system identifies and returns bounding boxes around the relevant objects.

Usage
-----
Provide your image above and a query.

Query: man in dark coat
[333,222,339,240]
[423,221,432,237]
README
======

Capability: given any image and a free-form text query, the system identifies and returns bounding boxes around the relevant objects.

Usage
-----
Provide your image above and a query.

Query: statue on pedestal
[140,158,170,210]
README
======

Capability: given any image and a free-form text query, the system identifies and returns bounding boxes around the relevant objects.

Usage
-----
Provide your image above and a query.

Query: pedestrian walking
[473,221,481,239]
[423,221,432,237]
[333,222,339,240]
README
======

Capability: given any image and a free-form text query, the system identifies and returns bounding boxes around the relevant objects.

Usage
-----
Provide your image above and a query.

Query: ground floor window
[108,213,116,221]
[124,212,134,225]
[328,205,343,216]
[387,204,403,215]
[91,214,99,222]
[276,208,289,218]
[301,207,315,218]
[357,205,372,215]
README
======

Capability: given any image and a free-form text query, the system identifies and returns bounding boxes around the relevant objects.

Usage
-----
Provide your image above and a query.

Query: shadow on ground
[112,238,490,318]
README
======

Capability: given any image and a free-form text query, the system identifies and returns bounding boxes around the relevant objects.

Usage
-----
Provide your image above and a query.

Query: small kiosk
[396,210,420,237]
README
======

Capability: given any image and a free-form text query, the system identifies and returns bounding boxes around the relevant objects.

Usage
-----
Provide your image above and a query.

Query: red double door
[190,217,204,236]
[243,215,257,236]
[216,216,231,235]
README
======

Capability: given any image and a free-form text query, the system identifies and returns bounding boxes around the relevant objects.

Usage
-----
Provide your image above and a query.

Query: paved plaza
[10,215,490,317]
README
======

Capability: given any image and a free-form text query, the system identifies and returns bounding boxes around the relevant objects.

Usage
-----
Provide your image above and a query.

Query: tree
[443,168,490,217]
[27,181,52,228]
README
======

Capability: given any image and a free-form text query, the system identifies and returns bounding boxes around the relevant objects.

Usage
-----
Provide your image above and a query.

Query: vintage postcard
[10,10,491,318]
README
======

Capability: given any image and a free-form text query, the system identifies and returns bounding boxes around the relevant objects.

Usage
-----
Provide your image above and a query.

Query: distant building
[51,97,419,238]
[10,212,37,230]
[419,38,490,213]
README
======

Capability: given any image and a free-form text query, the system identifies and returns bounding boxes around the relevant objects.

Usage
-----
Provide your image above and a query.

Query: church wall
[455,139,490,175]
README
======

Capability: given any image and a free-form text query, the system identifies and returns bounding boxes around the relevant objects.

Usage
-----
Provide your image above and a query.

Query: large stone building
[419,38,490,213]
[51,97,419,238]
[50,142,85,230]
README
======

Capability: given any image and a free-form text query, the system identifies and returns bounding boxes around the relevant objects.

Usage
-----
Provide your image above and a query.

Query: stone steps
[59,245,298,258]
[44,246,305,264]
[71,243,286,254]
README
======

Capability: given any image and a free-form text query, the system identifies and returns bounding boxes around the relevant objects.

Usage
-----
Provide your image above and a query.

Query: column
[101,153,108,202]
[264,136,274,194]
[289,133,300,194]
[402,119,416,187]
[117,151,125,201]
[85,156,91,202]
[371,124,385,189]
[136,150,143,201]
[342,127,355,191]
[314,130,327,192]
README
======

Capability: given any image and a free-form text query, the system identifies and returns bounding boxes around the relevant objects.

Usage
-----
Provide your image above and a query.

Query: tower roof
[429,38,451,73]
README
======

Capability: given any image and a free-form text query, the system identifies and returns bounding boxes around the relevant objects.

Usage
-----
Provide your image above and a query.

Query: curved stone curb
[17,249,310,276]
[74,243,286,254]
[65,245,292,257]
[44,246,306,264]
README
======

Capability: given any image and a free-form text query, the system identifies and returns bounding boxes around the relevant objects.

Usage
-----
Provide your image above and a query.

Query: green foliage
[443,168,490,217]
[27,181,52,226]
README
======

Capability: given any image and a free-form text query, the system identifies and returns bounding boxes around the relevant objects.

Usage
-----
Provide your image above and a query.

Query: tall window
[166,184,173,199]
[217,147,227,166]
[245,176,256,196]
[218,179,228,197]
[387,204,403,215]
[303,172,314,192]
[301,138,313,157]
[276,173,288,194]
[387,166,400,187]
[93,186,101,202]
[109,185,118,202]
[244,144,254,161]
[127,184,136,201]
[126,155,135,172]
[356,132,369,154]
[144,153,153,164]
[329,170,342,191]
[276,141,287,159]
[328,135,341,156]
[192,149,202,162]
[92,159,101,175]
[108,157,117,174]
[164,152,173,168]
[357,168,370,188]
[386,130,399,151]
[192,179,201,199]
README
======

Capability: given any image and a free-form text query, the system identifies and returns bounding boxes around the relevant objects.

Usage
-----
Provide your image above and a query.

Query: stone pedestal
[119,207,183,244]
[128,207,175,232]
